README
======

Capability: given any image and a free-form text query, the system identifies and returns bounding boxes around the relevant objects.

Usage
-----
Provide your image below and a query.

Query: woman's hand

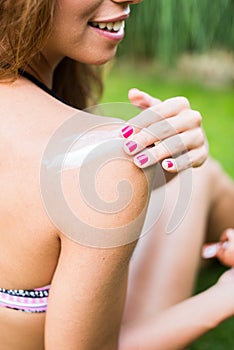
[122,88,208,172]
[202,228,234,267]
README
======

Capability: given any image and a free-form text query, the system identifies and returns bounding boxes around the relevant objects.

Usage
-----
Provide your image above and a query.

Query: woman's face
[43,0,141,68]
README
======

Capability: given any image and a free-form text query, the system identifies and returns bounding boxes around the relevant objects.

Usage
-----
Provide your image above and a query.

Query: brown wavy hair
[0,0,103,109]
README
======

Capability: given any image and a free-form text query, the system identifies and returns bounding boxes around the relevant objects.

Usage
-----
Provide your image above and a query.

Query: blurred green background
[119,0,234,63]
[102,0,234,348]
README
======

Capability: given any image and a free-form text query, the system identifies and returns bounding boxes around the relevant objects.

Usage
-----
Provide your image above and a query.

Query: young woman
[0,1,233,349]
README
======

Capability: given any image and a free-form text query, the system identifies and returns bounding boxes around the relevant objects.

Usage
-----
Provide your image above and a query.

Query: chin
[72,46,118,66]
[92,55,116,65]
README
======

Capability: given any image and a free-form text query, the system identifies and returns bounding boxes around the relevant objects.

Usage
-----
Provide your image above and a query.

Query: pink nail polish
[166,160,174,168]
[121,125,134,138]
[162,159,176,171]
[125,140,138,153]
[135,154,149,166]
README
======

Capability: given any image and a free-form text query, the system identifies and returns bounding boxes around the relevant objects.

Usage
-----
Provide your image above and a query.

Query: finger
[123,110,202,153]
[161,144,208,172]
[202,243,220,259]
[216,247,234,268]
[121,96,191,138]
[216,228,234,266]
[128,88,161,109]
[129,96,191,128]
[126,127,204,163]
[201,229,234,260]
[220,228,234,243]
[121,109,162,139]
[133,143,207,170]
[133,129,206,169]
[218,228,233,243]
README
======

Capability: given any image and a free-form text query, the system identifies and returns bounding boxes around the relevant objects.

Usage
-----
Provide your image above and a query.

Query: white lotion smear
[44,128,124,172]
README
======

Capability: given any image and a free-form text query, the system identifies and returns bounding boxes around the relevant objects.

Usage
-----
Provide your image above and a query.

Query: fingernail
[121,125,134,139]
[202,243,219,259]
[162,159,175,170]
[135,154,149,166]
[125,140,138,153]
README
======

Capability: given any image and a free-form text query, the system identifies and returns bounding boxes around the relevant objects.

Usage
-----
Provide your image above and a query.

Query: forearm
[119,284,234,350]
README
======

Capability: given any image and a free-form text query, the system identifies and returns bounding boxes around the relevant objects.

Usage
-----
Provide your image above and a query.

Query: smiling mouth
[88,20,125,33]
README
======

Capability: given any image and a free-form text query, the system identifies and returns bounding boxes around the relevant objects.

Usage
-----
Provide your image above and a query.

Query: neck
[26,52,57,89]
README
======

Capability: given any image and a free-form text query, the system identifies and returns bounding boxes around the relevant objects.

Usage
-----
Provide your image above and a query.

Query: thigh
[122,162,214,326]
[206,159,234,242]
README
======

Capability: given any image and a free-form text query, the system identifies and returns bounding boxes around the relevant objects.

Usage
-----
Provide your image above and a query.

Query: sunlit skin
[0,0,234,349]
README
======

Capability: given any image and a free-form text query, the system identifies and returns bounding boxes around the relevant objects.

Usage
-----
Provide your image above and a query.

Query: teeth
[99,22,106,29]
[113,21,122,31]
[91,20,124,32]
[107,22,114,30]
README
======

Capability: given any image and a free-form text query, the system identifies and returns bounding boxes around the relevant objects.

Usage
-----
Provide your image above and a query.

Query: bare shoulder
[43,117,155,248]
[0,76,123,142]
[0,76,156,247]
[0,77,76,127]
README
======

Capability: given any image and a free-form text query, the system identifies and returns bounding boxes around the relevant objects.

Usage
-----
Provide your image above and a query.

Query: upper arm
[45,236,134,350]
[44,125,156,349]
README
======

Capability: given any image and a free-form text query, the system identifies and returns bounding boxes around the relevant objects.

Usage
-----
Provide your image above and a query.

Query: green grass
[102,62,234,349]
[190,262,234,350]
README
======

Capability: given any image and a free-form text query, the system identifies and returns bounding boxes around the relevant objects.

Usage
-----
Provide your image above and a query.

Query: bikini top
[0,285,50,313]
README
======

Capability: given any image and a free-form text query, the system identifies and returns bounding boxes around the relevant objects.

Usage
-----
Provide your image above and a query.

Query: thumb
[128,88,161,109]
